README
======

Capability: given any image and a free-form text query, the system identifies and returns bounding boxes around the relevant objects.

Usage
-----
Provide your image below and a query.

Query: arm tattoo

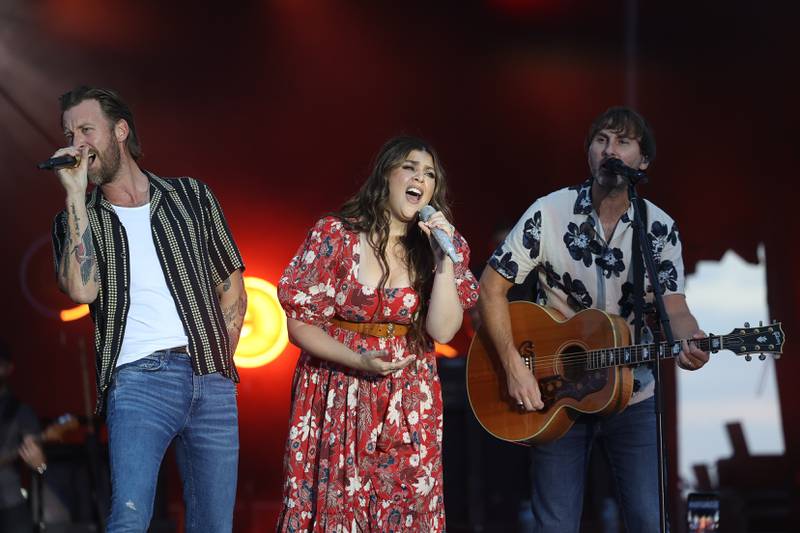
[222,292,247,351]
[66,205,97,286]
[222,277,232,292]
[59,232,72,282]
[70,226,97,286]
[222,292,247,329]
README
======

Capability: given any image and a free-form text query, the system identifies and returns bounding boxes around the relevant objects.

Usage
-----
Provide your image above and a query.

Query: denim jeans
[530,396,659,533]
[105,349,239,533]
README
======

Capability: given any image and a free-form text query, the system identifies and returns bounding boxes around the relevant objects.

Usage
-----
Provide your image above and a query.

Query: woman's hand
[417,209,454,263]
[359,350,415,376]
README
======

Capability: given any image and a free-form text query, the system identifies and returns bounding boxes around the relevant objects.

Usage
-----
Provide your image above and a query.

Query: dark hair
[59,86,142,160]
[585,106,656,162]
[335,135,451,350]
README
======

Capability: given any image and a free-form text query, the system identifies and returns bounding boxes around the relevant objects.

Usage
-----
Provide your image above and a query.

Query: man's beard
[88,139,121,186]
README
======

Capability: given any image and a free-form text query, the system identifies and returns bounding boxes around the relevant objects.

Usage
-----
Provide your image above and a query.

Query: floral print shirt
[488,178,685,402]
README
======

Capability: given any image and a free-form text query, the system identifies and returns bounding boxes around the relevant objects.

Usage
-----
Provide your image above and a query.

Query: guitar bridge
[518,340,535,371]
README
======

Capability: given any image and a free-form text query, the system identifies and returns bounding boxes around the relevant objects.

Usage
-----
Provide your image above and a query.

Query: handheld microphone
[419,205,461,263]
[601,158,648,182]
[37,155,79,171]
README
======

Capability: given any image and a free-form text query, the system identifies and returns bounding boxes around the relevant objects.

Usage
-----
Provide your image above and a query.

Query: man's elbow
[477,286,506,313]
[478,271,511,301]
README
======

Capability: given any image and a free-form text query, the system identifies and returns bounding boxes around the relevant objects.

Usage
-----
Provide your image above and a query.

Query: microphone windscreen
[419,205,436,221]
[602,158,625,173]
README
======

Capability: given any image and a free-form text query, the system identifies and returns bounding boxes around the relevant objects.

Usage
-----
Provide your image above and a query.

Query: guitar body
[467,301,634,445]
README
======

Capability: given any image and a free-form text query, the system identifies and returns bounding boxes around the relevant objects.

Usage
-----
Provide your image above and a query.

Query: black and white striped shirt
[52,172,244,413]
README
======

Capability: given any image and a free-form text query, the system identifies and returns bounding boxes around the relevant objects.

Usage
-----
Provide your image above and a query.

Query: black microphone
[601,158,648,181]
[419,205,461,263]
[37,155,78,170]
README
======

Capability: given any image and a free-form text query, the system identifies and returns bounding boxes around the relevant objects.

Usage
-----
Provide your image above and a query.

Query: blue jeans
[530,396,659,533]
[105,349,239,533]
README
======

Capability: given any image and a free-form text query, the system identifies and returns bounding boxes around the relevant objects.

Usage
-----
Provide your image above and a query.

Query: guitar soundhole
[559,344,585,382]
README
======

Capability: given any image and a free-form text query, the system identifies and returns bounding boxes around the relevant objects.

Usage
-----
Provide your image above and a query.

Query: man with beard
[478,107,709,532]
[50,86,246,532]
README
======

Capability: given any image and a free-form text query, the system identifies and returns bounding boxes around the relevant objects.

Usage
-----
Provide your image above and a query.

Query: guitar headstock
[721,320,785,361]
[41,414,79,442]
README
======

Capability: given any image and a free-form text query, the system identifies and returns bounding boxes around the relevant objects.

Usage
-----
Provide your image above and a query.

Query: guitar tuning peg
[759,353,766,361]
[744,322,750,328]
[745,355,752,361]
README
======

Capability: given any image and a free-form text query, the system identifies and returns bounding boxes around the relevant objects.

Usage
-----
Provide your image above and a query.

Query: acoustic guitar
[466,302,785,445]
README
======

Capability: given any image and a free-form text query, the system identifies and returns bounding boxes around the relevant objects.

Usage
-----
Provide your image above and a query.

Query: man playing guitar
[478,107,709,532]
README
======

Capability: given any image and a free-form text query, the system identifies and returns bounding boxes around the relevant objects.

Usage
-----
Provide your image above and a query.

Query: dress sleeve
[278,216,347,328]
[452,231,480,310]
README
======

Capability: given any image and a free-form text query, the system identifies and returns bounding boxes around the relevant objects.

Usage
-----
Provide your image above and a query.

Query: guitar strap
[632,197,648,345]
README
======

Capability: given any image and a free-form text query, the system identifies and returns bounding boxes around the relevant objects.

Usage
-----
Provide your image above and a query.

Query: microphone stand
[627,173,673,533]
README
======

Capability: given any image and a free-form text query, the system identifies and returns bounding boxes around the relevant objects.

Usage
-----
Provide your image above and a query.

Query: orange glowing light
[234,277,289,368]
[435,342,459,358]
[60,304,90,322]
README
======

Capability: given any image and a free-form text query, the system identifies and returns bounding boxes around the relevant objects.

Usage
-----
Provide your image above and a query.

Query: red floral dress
[276,216,479,532]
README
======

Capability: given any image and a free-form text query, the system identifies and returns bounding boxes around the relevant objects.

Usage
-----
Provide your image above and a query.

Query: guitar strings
[522,338,719,370]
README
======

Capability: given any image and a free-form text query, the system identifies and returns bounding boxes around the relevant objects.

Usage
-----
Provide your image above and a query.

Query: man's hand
[54,145,90,196]
[506,354,544,411]
[18,435,46,472]
[677,330,710,370]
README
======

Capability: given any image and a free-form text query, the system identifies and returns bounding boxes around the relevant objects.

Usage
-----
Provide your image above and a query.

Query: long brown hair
[335,135,452,350]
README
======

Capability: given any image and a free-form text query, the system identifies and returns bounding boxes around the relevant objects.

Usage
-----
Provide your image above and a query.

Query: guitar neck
[586,339,689,369]
[585,321,785,369]
[586,333,732,370]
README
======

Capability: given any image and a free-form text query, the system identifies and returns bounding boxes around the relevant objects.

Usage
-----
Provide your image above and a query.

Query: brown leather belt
[331,318,409,338]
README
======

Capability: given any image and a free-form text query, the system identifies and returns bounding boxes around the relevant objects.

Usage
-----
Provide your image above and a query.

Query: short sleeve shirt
[487,178,686,401]
[51,173,245,413]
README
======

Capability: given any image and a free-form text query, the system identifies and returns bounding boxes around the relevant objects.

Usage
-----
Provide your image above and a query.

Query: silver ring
[517,400,525,406]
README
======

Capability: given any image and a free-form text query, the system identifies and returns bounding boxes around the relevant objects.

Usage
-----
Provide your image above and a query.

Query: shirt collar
[572,177,636,226]
[85,170,173,212]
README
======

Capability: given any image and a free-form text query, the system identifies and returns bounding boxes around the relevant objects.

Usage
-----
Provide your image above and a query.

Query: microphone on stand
[37,155,79,170]
[601,158,648,182]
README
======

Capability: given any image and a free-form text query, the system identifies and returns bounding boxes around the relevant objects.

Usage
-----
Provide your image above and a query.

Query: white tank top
[111,203,189,367]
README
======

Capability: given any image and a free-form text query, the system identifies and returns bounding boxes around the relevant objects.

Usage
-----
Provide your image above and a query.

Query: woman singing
[276,136,479,531]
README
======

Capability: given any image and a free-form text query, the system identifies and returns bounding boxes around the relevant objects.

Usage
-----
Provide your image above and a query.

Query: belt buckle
[385,323,395,337]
